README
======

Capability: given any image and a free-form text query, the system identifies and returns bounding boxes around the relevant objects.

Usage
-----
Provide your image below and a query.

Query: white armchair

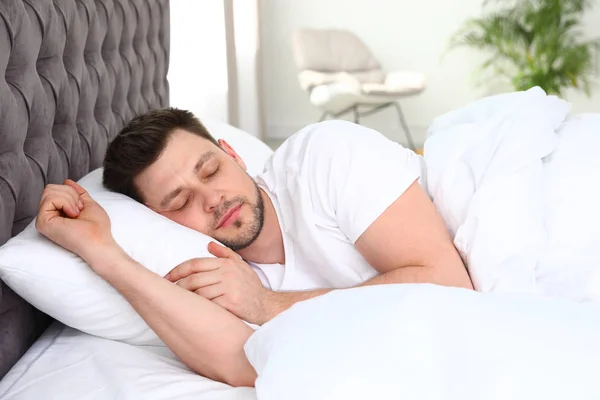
[292,29,426,150]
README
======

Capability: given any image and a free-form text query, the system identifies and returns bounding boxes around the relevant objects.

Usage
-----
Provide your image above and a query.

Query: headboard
[0,0,170,377]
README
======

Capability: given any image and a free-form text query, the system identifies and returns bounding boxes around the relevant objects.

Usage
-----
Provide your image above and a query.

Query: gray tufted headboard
[0,0,170,377]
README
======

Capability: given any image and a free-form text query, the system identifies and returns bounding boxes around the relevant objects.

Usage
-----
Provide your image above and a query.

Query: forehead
[164,129,216,155]
[135,129,218,204]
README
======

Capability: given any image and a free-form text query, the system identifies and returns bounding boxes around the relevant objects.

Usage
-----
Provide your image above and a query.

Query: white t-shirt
[251,120,425,291]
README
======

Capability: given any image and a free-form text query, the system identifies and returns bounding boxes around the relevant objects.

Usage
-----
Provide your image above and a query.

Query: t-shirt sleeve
[304,120,424,244]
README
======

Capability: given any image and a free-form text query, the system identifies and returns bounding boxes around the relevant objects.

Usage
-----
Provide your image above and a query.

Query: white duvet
[425,87,600,302]
[246,284,600,400]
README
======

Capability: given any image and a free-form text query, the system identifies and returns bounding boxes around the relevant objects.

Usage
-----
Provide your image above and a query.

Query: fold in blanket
[424,87,600,302]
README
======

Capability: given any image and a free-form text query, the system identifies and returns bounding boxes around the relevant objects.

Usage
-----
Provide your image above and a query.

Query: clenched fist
[36,179,116,265]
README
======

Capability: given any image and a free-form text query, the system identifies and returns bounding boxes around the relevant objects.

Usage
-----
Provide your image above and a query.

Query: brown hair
[102,108,218,202]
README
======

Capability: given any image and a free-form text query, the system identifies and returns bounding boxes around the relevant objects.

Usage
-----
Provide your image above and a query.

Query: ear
[218,139,247,170]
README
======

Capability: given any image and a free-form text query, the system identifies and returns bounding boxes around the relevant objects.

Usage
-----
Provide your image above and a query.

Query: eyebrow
[159,151,216,209]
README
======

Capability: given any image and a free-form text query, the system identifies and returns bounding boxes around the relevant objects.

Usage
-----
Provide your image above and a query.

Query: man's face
[135,129,264,251]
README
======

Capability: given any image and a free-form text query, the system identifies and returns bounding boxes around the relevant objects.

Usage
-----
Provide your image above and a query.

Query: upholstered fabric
[292,29,383,78]
[362,71,427,96]
[0,0,170,378]
[297,69,384,93]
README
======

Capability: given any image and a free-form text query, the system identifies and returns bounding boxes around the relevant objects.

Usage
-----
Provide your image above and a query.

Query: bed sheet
[0,322,256,400]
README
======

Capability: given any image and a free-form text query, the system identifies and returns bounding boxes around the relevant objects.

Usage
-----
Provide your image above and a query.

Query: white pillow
[245,284,600,400]
[0,124,273,345]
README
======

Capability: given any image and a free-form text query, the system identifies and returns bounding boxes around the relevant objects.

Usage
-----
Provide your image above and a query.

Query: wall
[260,0,600,147]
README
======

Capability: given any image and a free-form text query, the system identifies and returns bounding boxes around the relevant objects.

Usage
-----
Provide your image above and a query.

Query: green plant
[450,0,600,96]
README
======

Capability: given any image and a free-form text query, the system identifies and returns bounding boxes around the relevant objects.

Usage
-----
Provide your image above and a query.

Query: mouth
[216,203,243,229]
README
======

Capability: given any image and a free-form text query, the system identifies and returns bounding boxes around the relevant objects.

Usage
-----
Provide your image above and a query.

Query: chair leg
[393,102,416,151]
[352,106,360,124]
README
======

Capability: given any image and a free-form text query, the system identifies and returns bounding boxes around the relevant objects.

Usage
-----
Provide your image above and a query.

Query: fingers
[207,241,239,260]
[165,257,225,282]
[41,185,82,207]
[50,184,83,209]
[211,295,227,310]
[64,179,90,200]
[194,283,224,301]
[39,187,81,218]
[164,245,238,282]
[176,270,221,292]
[50,195,80,218]
[40,184,85,216]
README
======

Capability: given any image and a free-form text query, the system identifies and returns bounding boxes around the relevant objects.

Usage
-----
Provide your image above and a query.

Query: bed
[2,1,600,399]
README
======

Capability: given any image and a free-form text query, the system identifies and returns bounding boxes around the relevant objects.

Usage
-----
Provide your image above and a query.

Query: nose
[200,186,223,213]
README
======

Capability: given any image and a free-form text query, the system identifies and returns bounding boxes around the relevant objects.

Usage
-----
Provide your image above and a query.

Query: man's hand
[165,242,273,325]
[36,179,117,267]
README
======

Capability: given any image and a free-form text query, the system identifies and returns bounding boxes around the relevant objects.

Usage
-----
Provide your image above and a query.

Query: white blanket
[246,284,600,400]
[425,87,600,302]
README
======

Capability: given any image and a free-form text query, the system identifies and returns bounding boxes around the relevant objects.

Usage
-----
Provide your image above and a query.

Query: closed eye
[205,167,219,178]
[176,196,191,211]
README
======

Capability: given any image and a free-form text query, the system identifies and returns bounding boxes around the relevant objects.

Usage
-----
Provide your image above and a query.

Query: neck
[235,188,285,265]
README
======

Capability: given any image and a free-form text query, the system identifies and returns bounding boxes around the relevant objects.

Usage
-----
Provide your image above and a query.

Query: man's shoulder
[273,120,385,160]
[289,120,377,143]
[259,121,360,184]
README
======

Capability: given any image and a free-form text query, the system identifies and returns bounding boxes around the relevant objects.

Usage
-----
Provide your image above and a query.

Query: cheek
[230,171,256,196]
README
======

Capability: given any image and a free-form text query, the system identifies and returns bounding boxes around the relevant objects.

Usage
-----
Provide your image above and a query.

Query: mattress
[0,322,256,400]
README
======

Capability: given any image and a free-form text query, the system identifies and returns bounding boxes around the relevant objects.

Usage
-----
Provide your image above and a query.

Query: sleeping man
[35,108,473,387]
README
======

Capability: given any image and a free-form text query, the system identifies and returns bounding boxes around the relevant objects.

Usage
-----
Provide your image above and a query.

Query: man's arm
[87,246,257,387]
[35,181,256,387]
[259,180,473,321]
[354,180,473,288]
